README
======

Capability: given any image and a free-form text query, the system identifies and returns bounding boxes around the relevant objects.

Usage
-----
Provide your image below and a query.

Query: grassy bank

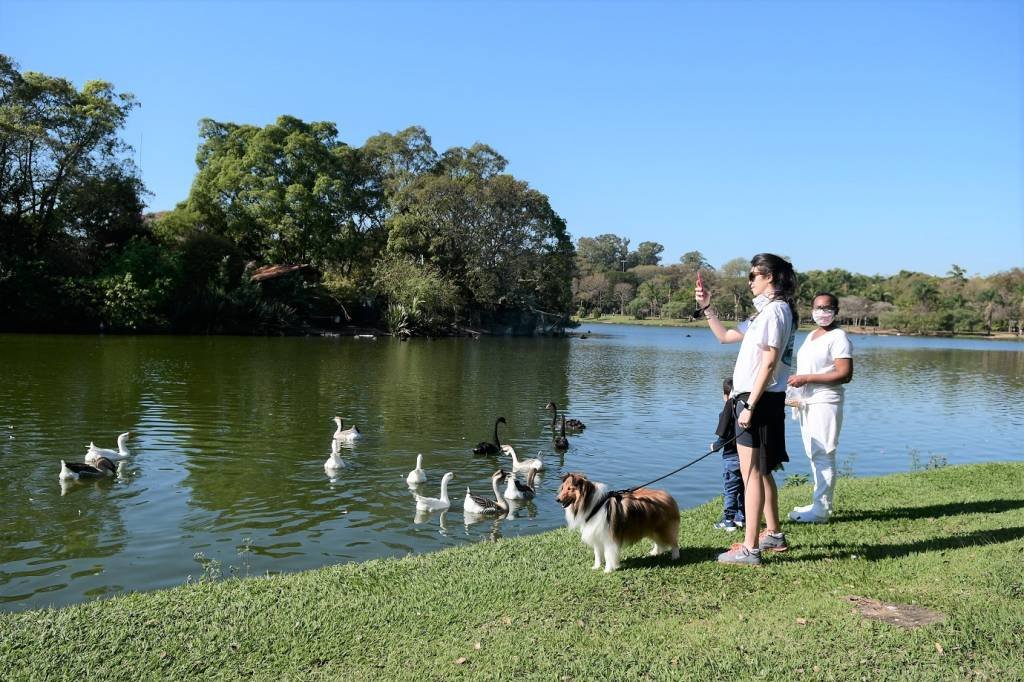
[578,315,1024,341]
[3,463,1023,679]
[577,314,724,328]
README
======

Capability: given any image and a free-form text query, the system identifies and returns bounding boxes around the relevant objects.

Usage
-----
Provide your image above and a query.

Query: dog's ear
[560,473,572,482]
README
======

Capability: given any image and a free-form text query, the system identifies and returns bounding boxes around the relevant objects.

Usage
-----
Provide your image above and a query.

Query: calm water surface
[2,327,1022,610]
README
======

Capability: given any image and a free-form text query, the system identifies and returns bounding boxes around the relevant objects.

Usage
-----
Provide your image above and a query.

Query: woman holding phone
[695,253,798,565]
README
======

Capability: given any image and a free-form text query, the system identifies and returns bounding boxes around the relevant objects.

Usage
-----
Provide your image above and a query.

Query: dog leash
[583,428,747,523]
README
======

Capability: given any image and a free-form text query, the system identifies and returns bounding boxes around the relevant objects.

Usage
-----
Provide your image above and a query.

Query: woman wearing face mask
[785,293,853,523]
[695,253,798,565]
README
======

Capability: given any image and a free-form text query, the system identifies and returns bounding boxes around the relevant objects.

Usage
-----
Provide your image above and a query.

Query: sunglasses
[748,271,765,282]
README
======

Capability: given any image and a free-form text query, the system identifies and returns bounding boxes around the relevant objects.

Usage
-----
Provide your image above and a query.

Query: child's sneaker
[717,543,761,565]
[734,518,745,528]
[758,529,789,552]
[714,518,738,532]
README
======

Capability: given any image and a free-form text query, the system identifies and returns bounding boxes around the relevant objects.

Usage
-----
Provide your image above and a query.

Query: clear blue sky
[3,0,1020,277]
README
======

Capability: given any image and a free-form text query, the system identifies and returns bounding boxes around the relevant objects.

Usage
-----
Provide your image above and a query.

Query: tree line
[573,234,1024,334]
[3,55,1019,337]
[0,56,574,335]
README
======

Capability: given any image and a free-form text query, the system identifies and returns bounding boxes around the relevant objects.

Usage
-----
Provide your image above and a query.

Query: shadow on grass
[620,545,716,570]
[834,498,1024,523]
[791,526,1024,563]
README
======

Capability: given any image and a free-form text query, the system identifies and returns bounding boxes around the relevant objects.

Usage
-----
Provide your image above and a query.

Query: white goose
[504,465,540,500]
[60,457,117,481]
[333,416,362,442]
[406,453,426,486]
[324,439,346,472]
[85,432,131,464]
[414,472,455,512]
[464,470,510,515]
[502,444,543,472]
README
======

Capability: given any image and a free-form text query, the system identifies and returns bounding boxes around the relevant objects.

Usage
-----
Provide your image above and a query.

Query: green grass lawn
[576,314,713,328]
[3,463,1023,680]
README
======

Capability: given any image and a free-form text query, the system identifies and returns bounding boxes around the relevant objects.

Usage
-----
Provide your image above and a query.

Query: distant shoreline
[575,315,1024,342]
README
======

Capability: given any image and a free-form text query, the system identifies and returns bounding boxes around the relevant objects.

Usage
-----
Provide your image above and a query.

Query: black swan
[473,417,506,455]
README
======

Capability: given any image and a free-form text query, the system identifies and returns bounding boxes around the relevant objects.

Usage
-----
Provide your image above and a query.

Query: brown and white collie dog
[555,472,680,572]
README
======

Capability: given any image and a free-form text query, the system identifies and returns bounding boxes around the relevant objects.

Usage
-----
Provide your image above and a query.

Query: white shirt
[732,299,794,394]
[793,328,853,404]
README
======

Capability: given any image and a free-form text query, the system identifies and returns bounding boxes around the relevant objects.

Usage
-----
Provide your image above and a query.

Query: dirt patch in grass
[845,595,946,628]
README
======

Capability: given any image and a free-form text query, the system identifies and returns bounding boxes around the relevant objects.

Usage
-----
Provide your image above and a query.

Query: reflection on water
[1,330,1021,610]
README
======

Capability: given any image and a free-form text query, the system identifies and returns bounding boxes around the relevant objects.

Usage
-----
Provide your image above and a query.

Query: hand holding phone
[693,270,710,316]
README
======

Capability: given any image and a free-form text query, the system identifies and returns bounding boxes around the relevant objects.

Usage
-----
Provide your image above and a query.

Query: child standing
[713,377,745,532]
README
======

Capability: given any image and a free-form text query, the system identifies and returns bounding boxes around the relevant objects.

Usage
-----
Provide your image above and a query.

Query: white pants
[796,401,843,516]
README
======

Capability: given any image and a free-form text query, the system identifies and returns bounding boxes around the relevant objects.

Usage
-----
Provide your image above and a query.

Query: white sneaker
[788,510,828,523]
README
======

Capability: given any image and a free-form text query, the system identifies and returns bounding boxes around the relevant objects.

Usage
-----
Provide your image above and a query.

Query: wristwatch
[744,400,756,411]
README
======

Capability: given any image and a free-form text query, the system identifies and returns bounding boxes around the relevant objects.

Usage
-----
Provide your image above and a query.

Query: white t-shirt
[793,328,853,404]
[732,299,794,394]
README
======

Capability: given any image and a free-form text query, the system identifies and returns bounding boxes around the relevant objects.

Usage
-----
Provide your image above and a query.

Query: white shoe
[788,510,828,523]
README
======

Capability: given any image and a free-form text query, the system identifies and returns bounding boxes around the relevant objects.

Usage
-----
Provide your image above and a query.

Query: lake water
[1,327,1022,611]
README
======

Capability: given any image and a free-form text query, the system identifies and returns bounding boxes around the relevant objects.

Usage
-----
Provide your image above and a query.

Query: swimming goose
[406,453,426,485]
[504,465,539,500]
[464,470,510,514]
[324,439,346,471]
[502,444,543,472]
[414,472,455,512]
[473,417,506,455]
[333,416,362,442]
[554,415,569,451]
[85,432,131,464]
[60,457,116,481]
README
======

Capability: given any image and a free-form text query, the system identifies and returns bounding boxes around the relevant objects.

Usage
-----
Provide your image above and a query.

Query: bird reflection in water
[413,509,451,537]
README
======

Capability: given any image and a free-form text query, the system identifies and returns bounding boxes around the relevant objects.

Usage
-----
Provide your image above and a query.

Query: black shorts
[734,391,789,472]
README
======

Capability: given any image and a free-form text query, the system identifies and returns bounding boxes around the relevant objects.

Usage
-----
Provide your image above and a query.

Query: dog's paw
[591,563,602,570]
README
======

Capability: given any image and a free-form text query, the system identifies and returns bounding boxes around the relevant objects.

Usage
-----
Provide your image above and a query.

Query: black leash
[583,428,747,523]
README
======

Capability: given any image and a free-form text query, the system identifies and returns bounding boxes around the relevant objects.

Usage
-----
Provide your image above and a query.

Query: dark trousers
[722,453,745,523]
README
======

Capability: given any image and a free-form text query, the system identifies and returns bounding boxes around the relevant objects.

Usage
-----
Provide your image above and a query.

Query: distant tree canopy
[571,234,1024,334]
[0,56,576,335]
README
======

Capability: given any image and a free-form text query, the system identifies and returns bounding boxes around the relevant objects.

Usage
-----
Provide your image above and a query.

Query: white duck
[85,432,131,464]
[464,470,510,515]
[406,453,426,486]
[414,472,455,512]
[502,444,543,472]
[324,439,346,472]
[333,416,362,442]
[60,457,117,481]
[504,465,540,500]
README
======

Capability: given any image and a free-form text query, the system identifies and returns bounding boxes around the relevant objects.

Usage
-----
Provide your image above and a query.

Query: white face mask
[752,293,771,312]
[812,309,835,327]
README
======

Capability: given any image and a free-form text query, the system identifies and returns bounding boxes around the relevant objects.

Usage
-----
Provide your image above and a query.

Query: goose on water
[464,470,510,515]
[414,472,455,512]
[473,417,505,455]
[333,416,362,442]
[502,444,543,472]
[60,457,117,481]
[406,453,427,486]
[504,465,540,500]
[85,432,131,465]
[324,439,346,471]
